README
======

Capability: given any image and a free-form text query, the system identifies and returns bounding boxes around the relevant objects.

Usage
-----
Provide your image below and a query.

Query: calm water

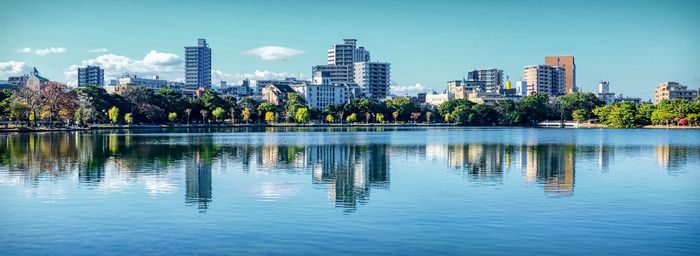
[1,127,699,255]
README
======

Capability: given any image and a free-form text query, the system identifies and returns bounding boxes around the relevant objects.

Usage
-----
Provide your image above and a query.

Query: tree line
[1,83,698,128]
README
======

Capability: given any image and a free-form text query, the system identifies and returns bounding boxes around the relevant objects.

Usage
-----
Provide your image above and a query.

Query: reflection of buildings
[447,144,505,183]
[524,145,576,197]
[306,144,390,210]
[597,145,614,172]
[185,151,212,210]
[655,145,698,175]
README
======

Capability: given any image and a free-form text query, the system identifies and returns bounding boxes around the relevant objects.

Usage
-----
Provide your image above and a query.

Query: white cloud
[390,83,429,96]
[143,50,181,66]
[0,60,29,77]
[63,50,183,86]
[212,69,305,86]
[243,46,305,61]
[88,48,109,53]
[18,47,66,56]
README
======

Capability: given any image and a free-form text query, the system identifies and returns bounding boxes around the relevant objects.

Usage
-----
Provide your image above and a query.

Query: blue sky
[1,0,698,99]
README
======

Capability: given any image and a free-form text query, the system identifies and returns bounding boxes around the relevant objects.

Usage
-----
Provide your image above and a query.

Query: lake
[1,127,699,255]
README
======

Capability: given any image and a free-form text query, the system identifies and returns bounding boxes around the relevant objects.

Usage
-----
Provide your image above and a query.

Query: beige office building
[654,81,698,104]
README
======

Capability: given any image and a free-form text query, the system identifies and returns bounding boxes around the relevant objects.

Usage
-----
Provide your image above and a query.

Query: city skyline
[1,0,699,99]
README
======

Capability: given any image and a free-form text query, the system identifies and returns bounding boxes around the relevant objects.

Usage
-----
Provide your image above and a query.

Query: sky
[0,0,699,99]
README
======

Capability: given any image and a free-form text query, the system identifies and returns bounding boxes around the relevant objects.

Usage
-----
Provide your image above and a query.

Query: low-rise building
[118,74,169,89]
[425,92,454,107]
[262,83,296,106]
[467,91,510,105]
[447,79,485,99]
[654,81,698,104]
[290,71,360,110]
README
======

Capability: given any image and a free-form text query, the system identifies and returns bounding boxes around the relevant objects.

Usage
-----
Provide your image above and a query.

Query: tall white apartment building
[354,62,391,100]
[523,65,566,96]
[327,39,370,66]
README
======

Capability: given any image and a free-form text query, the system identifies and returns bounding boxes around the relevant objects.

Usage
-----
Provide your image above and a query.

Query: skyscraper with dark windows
[185,39,211,89]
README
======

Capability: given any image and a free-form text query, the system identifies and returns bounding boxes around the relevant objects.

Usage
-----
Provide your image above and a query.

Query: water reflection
[1,130,698,211]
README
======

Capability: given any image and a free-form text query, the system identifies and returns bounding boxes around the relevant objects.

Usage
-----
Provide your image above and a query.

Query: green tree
[425,112,433,123]
[258,102,277,114]
[687,113,700,126]
[124,113,133,125]
[603,102,638,128]
[451,105,471,125]
[212,107,225,122]
[517,93,552,125]
[376,113,385,123]
[295,107,310,124]
[108,106,120,124]
[285,93,304,122]
[636,103,655,126]
[168,112,178,123]
[242,108,252,123]
[558,92,603,120]
[325,114,334,123]
[651,109,675,125]
[265,111,276,123]
[346,113,357,123]
[572,109,589,122]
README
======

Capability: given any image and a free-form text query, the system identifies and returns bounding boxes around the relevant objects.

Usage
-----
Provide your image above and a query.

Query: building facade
[353,62,391,100]
[596,81,615,104]
[545,56,576,93]
[515,80,527,96]
[117,74,169,89]
[523,65,565,96]
[654,81,698,104]
[77,65,104,87]
[262,83,296,106]
[425,92,454,106]
[185,39,212,89]
[467,68,503,93]
[327,39,370,66]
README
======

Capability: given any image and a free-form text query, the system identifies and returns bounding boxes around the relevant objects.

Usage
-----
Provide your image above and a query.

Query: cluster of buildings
[2,38,698,108]
[424,56,578,107]
[261,39,391,109]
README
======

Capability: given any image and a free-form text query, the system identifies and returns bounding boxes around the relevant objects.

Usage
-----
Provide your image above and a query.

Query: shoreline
[1,123,699,133]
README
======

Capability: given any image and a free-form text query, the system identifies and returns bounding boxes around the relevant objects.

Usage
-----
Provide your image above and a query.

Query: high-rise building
[354,62,391,100]
[313,39,373,84]
[654,81,698,104]
[523,65,565,96]
[328,39,370,66]
[467,68,503,93]
[77,65,104,87]
[185,39,212,89]
[545,56,576,93]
